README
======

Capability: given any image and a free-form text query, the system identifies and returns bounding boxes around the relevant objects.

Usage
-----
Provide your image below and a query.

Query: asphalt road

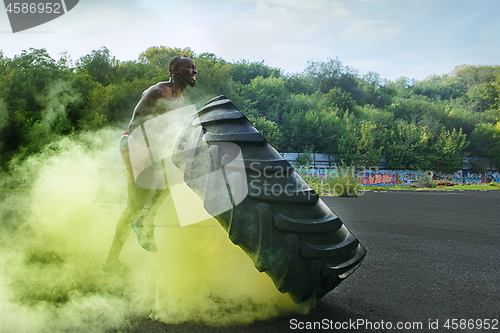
[124,190,500,333]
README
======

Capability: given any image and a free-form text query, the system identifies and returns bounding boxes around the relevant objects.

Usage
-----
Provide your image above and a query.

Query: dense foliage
[0,47,499,172]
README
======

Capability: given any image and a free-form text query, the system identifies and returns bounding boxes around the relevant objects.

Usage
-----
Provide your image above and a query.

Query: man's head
[169,55,197,87]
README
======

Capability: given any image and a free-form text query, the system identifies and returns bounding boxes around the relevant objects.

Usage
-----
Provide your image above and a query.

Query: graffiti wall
[462,171,500,184]
[359,170,500,186]
[359,170,430,186]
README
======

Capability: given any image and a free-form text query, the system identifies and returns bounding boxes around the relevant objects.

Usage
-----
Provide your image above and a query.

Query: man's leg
[102,182,150,272]
[131,162,171,253]
[142,188,170,225]
[131,187,170,253]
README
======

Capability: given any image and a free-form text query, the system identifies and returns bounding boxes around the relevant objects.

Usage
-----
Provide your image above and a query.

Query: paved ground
[123,190,500,333]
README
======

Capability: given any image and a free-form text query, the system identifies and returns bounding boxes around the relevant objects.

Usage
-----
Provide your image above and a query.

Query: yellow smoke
[0,127,310,332]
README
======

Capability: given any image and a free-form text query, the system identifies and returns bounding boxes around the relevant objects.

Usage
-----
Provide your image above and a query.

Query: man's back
[128,82,185,132]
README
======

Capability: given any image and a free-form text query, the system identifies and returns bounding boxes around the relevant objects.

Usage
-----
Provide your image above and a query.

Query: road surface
[124,190,500,332]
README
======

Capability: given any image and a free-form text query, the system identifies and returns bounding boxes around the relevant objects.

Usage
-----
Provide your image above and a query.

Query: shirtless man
[101,55,198,275]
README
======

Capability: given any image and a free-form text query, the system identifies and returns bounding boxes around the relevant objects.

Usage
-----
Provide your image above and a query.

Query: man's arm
[136,85,165,115]
[128,84,167,131]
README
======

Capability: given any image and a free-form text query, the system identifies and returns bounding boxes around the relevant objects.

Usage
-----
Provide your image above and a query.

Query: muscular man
[101,55,198,275]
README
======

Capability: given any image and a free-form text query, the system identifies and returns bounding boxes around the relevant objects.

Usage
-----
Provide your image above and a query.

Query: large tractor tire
[172,96,366,304]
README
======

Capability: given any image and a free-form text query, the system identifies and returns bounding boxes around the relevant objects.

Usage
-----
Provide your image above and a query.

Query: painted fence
[359,170,500,186]
[281,153,499,187]
[462,171,500,185]
[294,168,500,187]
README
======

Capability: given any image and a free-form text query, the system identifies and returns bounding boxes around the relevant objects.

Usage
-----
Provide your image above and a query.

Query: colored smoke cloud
[0,125,310,332]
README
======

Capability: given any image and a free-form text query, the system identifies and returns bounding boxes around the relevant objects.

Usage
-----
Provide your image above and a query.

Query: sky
[0,0,499,81]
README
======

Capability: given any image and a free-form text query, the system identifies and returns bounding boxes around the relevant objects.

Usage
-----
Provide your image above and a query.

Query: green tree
[468,123,500,160]
[466,82,499,112]
[76,47,118,86]
[336,115,384,167]
[430,128,468,173]
[187,53,237,106]
[384,121,431,170]
[325,87,355,113]
[229,59,281,85]
[279,93,341,153]
[359,71,393,107]
[451,65,500,88]
[247,115,283,150]
[494,122,500,166]
[411,74,464,100]
[240,75,287,123]
[386,95,446,134]
[115,60,150,84]
[382,76,415,99]
[304,57,360,99]
[138,46,195,68]
[283,73,315,95]
[0,48,69,167]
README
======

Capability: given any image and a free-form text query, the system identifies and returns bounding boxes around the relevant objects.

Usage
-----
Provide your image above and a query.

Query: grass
[298,165,363,197]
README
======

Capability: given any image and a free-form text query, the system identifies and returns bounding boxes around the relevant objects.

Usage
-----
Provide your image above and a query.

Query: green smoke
[0,124,310,332]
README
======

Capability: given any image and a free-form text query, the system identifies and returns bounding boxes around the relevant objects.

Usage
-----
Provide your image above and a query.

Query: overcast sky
[1,0,499,81]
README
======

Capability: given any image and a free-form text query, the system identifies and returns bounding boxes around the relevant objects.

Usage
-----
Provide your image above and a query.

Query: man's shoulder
[143,81,173,99]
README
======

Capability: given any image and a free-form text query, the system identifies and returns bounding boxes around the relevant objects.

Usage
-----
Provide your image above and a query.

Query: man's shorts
[119,131,154,186]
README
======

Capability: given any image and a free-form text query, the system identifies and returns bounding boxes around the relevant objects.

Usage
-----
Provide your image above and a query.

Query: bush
[327,165,363,197]
[295,153,312,167]
[297,164,363,197]
[409,177,436,188]
[297,167,325,194]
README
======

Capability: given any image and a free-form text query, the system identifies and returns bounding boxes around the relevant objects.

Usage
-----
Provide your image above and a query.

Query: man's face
[175,57,198,87]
